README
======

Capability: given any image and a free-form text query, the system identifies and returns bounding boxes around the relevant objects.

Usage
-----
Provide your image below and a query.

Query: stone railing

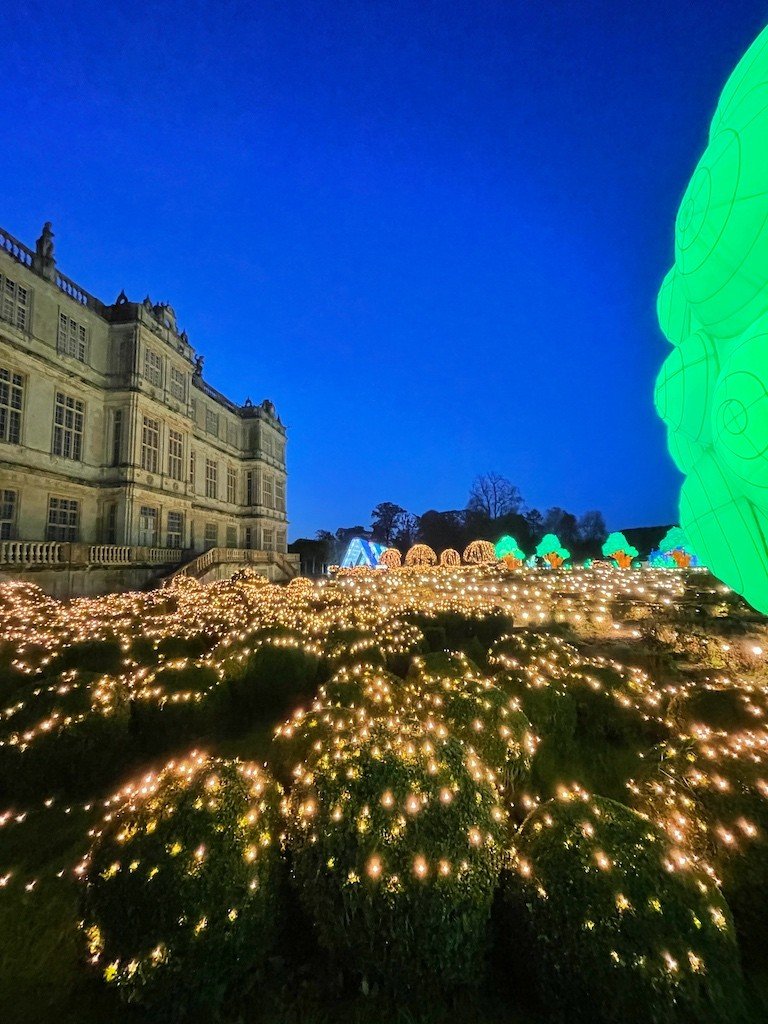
[0,541,64,565]
[170,547,298,581]
[0,542,184,569]
[0,227,33,268]
[0,224,106,316]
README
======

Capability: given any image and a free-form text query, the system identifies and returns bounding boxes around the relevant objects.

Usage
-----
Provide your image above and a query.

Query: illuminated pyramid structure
[340,537,387,568]
[655,25,768,613]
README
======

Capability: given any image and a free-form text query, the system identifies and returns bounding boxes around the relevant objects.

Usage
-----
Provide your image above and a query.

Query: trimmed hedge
[285,725,507,994]
[0,673,131,799]
[503,794,745,1024]
[81,755,284,1020]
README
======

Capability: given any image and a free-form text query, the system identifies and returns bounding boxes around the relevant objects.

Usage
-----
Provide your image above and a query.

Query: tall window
[168,429,184,480]
[0,367,23,445]
[204,522,218,550]
[0,274,29,331]
[190,450,196,492]
[47,497,79,541]
[143,348,163,386]
[276,528,286,552]
[245,470,255,506]
[262,433,273,457]
[53,392,84,461]
[205,408,219,436]
[167,511,183,548]
[111,409,123,466]
[227,423,238,447]
[138,506,158,546]
[205,458,217,499]
[169,366,186,402]
[275,478,285,512]
[263,475,274,509]
[57,313,88,362]
[227,466,237,504]
[141,416,160,473]
[226,525,237,548]
[0,489,17,539]
[243,526,253,549]
[263,527,274,552]
[106,503,118,544]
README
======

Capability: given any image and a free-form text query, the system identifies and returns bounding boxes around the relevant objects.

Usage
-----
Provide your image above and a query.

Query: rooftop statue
[655,25,768,612]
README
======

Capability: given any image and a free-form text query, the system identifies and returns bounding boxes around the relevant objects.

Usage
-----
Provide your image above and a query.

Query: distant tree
[541,507,579,551]
[467,473,523,519]
[418,510,468,553]
[370,502,408,546]
[289,537,329,576]
[602,531,639,569]
[659,526,695,568]
[392,512,419,553]
[577,510,607,550]
[535,533,571,569]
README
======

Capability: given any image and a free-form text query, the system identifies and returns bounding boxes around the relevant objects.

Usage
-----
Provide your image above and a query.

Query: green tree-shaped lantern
[602,531,639,569]
[535,533,570,569]
[495,535,526,567]
[659,526,695,568]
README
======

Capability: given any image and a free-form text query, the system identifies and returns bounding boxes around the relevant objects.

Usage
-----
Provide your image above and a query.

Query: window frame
[52,391,85,462]
[140,415,160,473]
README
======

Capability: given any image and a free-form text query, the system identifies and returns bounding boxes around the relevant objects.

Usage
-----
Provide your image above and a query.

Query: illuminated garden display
[495,535,526,567]
[601,531,639,569]
[463,539,497,564]
[655,25,768,614]
[1,562,767,1022]
[535,533,571,568]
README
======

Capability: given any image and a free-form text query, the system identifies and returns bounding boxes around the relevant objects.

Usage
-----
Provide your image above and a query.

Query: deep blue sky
[5,1,768,539]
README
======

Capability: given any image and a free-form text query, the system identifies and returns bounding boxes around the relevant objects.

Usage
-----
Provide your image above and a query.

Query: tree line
[292,472,610,570]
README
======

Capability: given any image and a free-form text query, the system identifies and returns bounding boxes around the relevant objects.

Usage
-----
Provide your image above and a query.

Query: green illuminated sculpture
[655,25,768,613]
[535,534,570,569]
[495,535,526,564]
[601,532,639,569]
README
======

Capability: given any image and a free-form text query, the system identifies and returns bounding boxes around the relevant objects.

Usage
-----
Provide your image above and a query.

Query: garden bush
[403,655,535,801]
[0,673,131,799]
[130,663,227,753]
[285,725,506,994]
[503,793,745,1024]
[224,637,327,720]
[81,754,284,1020]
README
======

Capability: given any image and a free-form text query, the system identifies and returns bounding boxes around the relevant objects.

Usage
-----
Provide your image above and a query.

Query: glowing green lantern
[495,535,525,563]
[601,532,639,569]
[656,25,768,613]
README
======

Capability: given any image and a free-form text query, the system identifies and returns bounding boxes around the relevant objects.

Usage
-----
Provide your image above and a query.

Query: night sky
[4,1,768,539]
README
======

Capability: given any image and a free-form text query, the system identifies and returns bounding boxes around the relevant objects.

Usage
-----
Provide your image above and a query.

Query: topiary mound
[81,753,284,1019]
[0,673,131,799]
[503,792,745,1024]
[285,724,506,994]
[403,654,536,803]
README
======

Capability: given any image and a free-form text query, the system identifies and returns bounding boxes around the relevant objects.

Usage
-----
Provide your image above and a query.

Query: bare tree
[467,472,523,519]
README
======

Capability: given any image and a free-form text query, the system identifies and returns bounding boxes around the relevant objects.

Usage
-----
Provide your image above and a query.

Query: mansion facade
[0,222,289,558]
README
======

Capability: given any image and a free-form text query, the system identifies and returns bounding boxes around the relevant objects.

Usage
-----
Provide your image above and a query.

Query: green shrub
[130,663,226,753]
[503,794,745,1024]
[404,654,535,802]
[225,638,326,720]
[51,638,124,675]
[285,724,506,994]
[0,674,131,799]
[81,754,284,1020]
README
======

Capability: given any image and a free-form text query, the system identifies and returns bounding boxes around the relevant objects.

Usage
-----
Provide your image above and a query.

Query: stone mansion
[0,221,297,591]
